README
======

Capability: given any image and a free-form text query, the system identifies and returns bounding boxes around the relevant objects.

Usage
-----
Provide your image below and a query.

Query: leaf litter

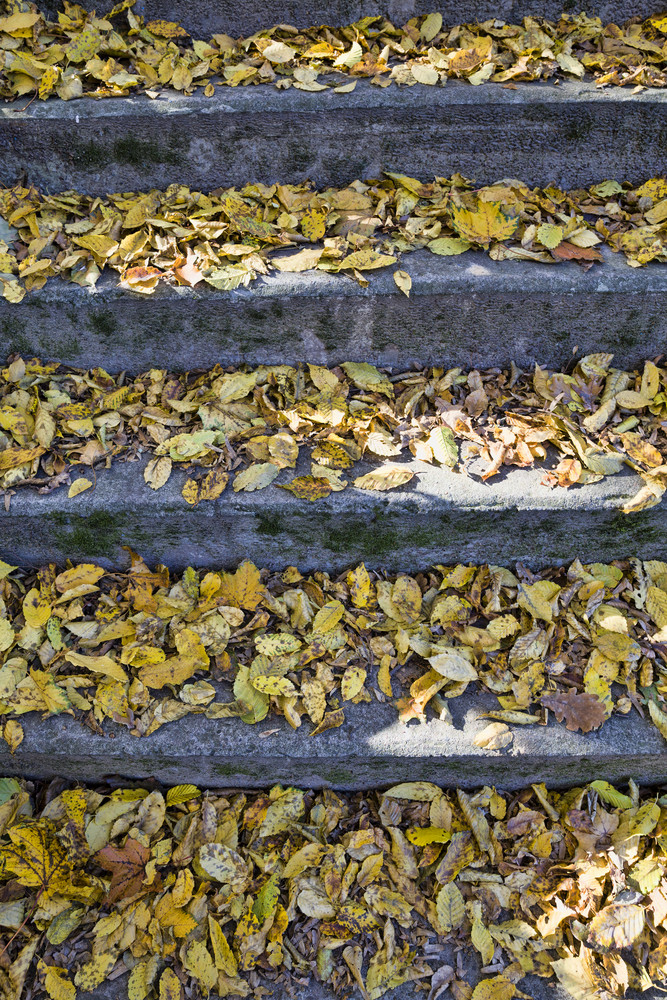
[1,174,666,305]
[4,354,667,515]
[2,554,667,747]
[1,1,667,102]
[1,776,667,1000]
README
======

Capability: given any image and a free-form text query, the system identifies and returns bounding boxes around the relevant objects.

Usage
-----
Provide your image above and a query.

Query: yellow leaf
[301,208,328,242]
[197,843,249,890]
[615,390,652,409]
[127,958,160,1000]
[421,12,443,39]
[43,967,76,1000]
[517,580,560,623]
[471,976,514,1000]
[470,916,495,965]
[64,651,127,683]
[354,466,414,491]
[311,600,345,634]
[272,247,322,272]
[278,475,332,500]
[393,269,411,296]
[301,677,326,724]
[428,237,471,255]
[182,468,229,505]
[347,564,373,608]
[158,968,181,1000]
[537,223,564,249]
[22,588,51,628]
[251,675,297,696]
[341,665,366,700]
[647,586,667,627]
[436,882,465,933]
[144,456,172,490]
[473,722,513,750]
[68,477,92,498]
[406,826,451,846]
[428,647,477,682]
[263,40,296,63]
[233,462,280,492]
[74,954,116,991]
[208,916,238,975]
[147,19,189,37]
[450,200,519,247]
[2,719,23,753]
[219,561,264,611]
[339,247,396,271]
[73,234,118,258]
[184,942,217,993]
[166,784,201,806]
[648,700,667,741]
[384,782,442,801]
[0,618,15,652]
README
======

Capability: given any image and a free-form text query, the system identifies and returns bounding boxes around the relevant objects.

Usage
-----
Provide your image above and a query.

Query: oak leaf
[542,690,606,732]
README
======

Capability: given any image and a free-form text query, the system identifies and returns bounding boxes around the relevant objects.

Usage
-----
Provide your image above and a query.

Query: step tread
[2,247,665,372]
[5,78,665,124]
[2,453,648,519]
[4,688,666,789]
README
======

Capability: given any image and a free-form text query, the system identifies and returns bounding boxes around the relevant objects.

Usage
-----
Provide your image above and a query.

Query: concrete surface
[2,81,665,193]
[1,247,665,373]
[121,0,663,40]
[0,454,663,571]
[2,687,666,789]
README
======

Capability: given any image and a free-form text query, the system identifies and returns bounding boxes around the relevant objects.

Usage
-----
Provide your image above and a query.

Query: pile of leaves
[1,0,667,103]
[1,175,666,307]
[3,354,667,514]
[2,553,667,750]
[1,776,667,1000]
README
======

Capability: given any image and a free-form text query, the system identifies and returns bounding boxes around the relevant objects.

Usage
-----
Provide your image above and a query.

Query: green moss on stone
[54,512,120,558]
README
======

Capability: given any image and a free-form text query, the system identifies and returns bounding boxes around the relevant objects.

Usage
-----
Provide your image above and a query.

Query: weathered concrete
[1,247,665,373]
[2,81,665,194]
[0,455,663,571]
[130,0,662,41]
[2,687,666,789]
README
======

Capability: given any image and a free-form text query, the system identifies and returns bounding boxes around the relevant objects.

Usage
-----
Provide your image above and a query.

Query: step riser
[1,262,664,372]
[1,488,663,572]
[115,0,662,40]
[3,748,665,789]
[3,88,665,194]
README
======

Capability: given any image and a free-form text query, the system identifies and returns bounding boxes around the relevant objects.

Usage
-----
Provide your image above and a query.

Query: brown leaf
[95,837,153,902]
[542,690,606,732]
[551,243,603,262]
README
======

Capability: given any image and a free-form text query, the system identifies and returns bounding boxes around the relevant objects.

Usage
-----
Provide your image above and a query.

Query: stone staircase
[1,0,667,997]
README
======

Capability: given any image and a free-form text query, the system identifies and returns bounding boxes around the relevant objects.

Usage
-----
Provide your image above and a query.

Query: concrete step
[1,247,665,373]
[0,456,662,571]
[122,0,660,41]
[3,687,666,789]
[3,81,665,194]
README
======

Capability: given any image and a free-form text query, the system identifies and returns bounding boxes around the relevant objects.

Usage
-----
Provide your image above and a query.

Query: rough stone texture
[1,247,665,373]
[2,81,665,194]
[0,456,663,572]
[132,0,660,39]
[3,688,667,789]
